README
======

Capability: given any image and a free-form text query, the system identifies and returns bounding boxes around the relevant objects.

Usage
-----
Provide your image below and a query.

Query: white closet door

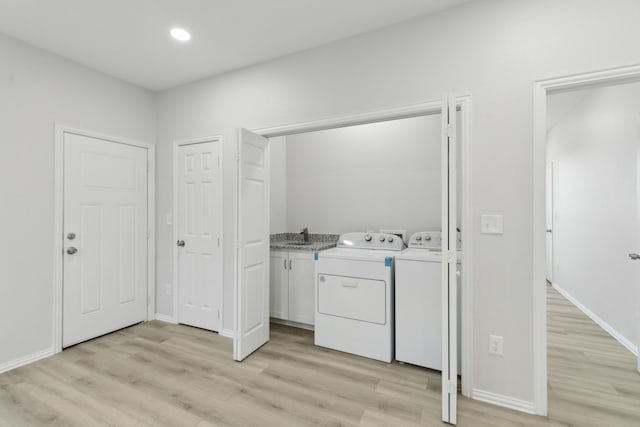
[63,133,148,347]
[234,128,270,361]
[177,141,222,331]
[441,93,458,424]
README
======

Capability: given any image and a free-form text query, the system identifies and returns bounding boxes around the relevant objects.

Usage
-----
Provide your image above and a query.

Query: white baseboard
[220,329,235,339]
[552,282,638,356]
[472,388,535,415]
[154,313,178,324]
[0,348,54,374]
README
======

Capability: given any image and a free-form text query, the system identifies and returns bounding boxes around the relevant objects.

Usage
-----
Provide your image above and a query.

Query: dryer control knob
[416,235,422,241]
[364,234,372,242]
[388,236,394,243]
[424,235,432,241]
[379,236,386,242]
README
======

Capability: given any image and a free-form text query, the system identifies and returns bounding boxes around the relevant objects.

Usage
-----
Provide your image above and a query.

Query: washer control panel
[337,232,406,250]
[408,231,442,249]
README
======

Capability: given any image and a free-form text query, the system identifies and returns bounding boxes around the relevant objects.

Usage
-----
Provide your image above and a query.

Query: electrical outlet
[489,335,503,356]
[165,284,172,296]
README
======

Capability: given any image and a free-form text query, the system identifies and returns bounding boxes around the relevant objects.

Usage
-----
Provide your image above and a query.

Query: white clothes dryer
[395,231,461,372]
[315,232,405,363]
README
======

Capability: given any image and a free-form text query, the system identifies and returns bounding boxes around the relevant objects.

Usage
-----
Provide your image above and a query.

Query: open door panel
[441,93,458,424]
[234,128,270,361]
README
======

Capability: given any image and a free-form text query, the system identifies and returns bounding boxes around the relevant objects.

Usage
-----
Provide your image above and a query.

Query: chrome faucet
[300,227,309,242]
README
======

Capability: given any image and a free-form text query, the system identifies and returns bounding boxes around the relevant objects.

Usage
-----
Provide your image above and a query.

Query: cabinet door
[269,251,289,320]
[288,252,315,325]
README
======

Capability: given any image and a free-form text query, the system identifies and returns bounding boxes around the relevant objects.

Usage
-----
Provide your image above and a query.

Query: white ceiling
[0,0,471,91]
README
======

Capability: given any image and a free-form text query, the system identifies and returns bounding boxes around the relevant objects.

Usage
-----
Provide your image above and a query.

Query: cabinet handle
[284,259,287,270]
[289,259,292,270]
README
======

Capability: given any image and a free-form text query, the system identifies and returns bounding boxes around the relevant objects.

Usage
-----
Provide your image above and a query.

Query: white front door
[176,141,222,331]
[234,128,270,361]
[63,133,148,347]
[441,93,458,425]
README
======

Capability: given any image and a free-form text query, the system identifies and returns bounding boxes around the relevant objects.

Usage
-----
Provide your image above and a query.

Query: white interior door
[545,162,554,282]
[441,93,458,424]
[177,141,222,331]
[63,133,148,347]
[636,148,640,373]
[234,128,270,361]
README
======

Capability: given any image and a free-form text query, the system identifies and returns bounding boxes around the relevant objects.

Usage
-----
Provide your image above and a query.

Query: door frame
[249,96,474,396]
[532,63,640,416]
[171,135,224,328]
[53,124,156,354]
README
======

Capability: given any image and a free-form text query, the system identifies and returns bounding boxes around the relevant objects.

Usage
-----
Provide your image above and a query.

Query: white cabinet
[269,251,289,320]
[270,250,315,326]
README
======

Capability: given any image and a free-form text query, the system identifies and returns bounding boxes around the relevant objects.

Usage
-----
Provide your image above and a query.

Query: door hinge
[147,228,151,240]
[447,124,455,138]
[446,380,456,394]
[218,237,220,247]
[236,152,240,162]
[217,309,220,319]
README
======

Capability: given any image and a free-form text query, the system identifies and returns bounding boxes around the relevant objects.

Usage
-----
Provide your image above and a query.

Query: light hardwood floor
[0,286,638,426]
[546,284,640,427]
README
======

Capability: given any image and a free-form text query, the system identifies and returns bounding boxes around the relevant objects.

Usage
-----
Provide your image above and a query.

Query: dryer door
[317,274,387,325]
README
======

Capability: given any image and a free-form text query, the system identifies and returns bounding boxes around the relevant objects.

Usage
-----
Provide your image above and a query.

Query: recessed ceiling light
[170,28,191,42]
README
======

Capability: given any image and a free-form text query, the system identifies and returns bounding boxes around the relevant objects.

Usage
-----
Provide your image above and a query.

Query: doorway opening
[533,65,640,418]
[235,96,473,425]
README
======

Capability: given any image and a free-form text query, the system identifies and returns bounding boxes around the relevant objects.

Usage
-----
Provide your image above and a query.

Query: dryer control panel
[337,232,406,251]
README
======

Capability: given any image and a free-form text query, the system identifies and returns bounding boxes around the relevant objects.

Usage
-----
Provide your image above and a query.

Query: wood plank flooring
[546,284,640,427]
[0,286,638,426]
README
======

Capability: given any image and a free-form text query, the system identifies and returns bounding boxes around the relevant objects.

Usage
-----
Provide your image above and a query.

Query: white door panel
[63,133,147,347]
[235,129,270,361]
[441,94,458,424]
[177,141,222,331]
[545,163,554,282]
[636,148,640,372]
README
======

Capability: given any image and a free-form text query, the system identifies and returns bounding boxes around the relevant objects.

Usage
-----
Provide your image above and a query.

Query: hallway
[547,284,640,426]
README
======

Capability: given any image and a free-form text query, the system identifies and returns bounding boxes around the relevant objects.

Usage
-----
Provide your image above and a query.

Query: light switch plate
[481,214,503,235]
[166,213,173,226]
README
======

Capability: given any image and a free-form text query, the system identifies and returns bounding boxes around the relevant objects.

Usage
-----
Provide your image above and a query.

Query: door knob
[629,253,640,260]
[67,232,76,240]
[546,229,552,233]
[66,247,78,255]
[177,240,185,247]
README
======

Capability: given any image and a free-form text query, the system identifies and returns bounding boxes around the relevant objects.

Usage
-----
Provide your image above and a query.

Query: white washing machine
[395,231,461,372]
[315,232,405,363]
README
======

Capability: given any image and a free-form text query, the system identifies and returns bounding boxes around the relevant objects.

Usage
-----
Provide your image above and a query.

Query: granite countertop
[270,233,339,252]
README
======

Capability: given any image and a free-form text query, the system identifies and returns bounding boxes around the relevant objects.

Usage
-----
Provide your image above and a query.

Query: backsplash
[270,233,339,243]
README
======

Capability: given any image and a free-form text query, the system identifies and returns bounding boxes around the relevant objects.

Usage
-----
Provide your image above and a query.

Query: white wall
[155,0,640,405]
[269,136,288,234]
[284,115,441,237]
[547,83,640,350]
[0,33,156,370]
